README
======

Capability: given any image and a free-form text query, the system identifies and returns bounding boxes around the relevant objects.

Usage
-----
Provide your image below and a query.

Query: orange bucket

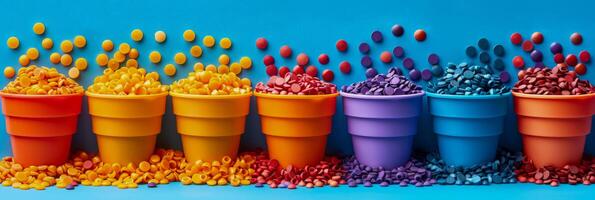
[0,93,83,167]
[513,92,595,167]
[87,92,167,164]
[255,92,338,168]
[171,92,251,163]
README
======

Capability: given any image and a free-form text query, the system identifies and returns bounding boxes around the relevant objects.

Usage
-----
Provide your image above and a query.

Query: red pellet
[318,54,329,65]
[510,32,523,45]
[513,66,594,95]
[265,65,278,77]
[278,66,290,77]
[255,72,337,95]
[575,63,587,75]
[512,56,525,69]
[306,65,318,77]
[380,51,392,63]
[336,39,348,52]
[297,53,309,66]
[292,65,304,74]
[579,50,591,63]
[570,32,583,45]
[339,61,351,74]
[516,156,595,187]
[280,45,292,58]
[414,29,427,41]
[531,32,544,44]
[322,69,334,82]
[263,55,275,66]
[553,53,565,63]
[256,37,268,50]
[565,54,578,66]
[522,40,534,52]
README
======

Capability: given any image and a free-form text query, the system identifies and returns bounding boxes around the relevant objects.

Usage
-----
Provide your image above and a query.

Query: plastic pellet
[292,65,304,74]
[18,55,30,66]
[297,53,309,66]
[306,65,318,77]
[218,54,230,65]
[565,54,578,66]
[149,51,162,64]
[371,31,383,43]
[513,66,593,95]
[553,53,565,64]
[240,57,252,69]
[579,50,591,63]
[512,56,525,69]
[59,54,72,66]
[6,36,19,49]
[203,35,215,48]
[50,52,61,64]
[365,68,378,79]
[336,39,348,51]
[530,50,543,62]
[183,30,196,42]
[42,38,53,49]
[279,45,292,58]
[88,67,167,95]
[174,53,187,65]
[171,66,251,95]
[2,65,83,95]
[392,24,404,37]
[128,48,139,59]
[4,66,15,78]
[102,40,114,51]
[278,66,290,77]
[359,43,370,54]
[478,38,490,50]
[75,58,88,71]
[427,62,510,95]
[190,45,203,58]
[230,63,242,75]
[26,48,40,60]
[68,67,80,79]
[428,53,440,65]
[131,29,144,42]
[218,64,229,74]
[575,63,587,75]
[393,46,405,58]
[318,54,329,65]
[380,51,392,63]
[465,46,477,58]
[570,32,583,45]
[205,64,217,72]
[361,56,372,68]
[531,32,544,44]
[265,65,277,77]
[74,35,86,48]
[414,29,427,41]
[164,64,177,76]
[343,67,420,95]
[256,37,268,50]
[96,53,109,67]
[155,31,167,43]
[119,43,131,54]
[219,37,232,49]
[33,22,45,35]
[255,72,336,95]
[60,40,74,53]
[510,32,522,45]
[522,40,533,52]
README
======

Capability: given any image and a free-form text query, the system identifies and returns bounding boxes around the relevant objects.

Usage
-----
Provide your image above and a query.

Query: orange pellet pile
[1,65,83,95]
[87,67,168,95]
[0,149,257,190]
[170,65,251,95]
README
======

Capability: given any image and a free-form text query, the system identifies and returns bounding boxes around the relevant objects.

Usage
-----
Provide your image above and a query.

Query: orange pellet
[60,40,74,53]
[74,35,86,48]
[88,67,167,95]
[74,58,88,71]
[18,55,30,66]
[164,64,177,76]
[149,51,161,63]
[190,45,202,58]
[42,38,53,49]
[193,62,205,72]
[102,40,114,51]
[131,29,144,42]
[170,66,251,95]
[49,52,61,64]
[174,52,187,65]
[3,66,15,78]
[230,63,242,75]
[96,53,109,67]
[26,48,40,60]
[119,43,131,54]
[183,30,196,42]
[32,22,46,35]
[239,57,252,69]
[218,54,230,65]
[1,65,83,95]
[129,48,139,59]
[60,54,73,66]
[6,36,19,49]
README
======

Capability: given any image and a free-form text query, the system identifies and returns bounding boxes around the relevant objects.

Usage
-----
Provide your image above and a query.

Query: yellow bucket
[255,92,338,168]
[86,92,167,164]
[171,92,251,163]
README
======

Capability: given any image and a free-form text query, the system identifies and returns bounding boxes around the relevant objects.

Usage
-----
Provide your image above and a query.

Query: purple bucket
[341,91,424,169]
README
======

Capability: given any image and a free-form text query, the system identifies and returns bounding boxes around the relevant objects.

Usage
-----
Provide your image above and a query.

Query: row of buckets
[1,91,594,169]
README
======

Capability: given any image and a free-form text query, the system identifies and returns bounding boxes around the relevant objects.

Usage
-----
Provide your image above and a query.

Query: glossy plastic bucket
[342,91,424,169]
[87,92,167,164]
[427,92,510,167]
[255,92,338,168]
[0,93,83,166]
[171,92,251,163]
[513,92,595,167]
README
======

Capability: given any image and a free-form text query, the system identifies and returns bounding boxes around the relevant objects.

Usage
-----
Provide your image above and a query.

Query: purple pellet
[371,31,383,43]
[361,56,373,68]
[359,43,371,54]
[549,42,563,54]
[428,53,440,65]
[392,24,404,37]
[409,69,421,81]
[393,46,405,58]
[403,57,414,69]
[421,69,433,81]
[364,182,373,187]
[380,181,389,187]
[530,50,543,62]
[365,68,378,79]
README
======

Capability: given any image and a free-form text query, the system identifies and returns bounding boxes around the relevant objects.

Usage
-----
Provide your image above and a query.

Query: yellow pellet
[154,31,166,43]
[6,36,19,49]
[74,35,86,48]
[218,54,230,65]
[129,48,139,59]
[125,59,138,68]
[149,51,161,63]
[205,64,217,72]
[206,179,217,186]
[119,43,131,54]
[42,38,53,49]
[32,22,46,35]
[1,65,83,95]
[75,58,88,71]
[189,45,202,58]
[174,52,187,65]
[114,52,126,63]
[230,63,242,75]
[60,40,74,53]
[193,62,205,72]
[183,29,196,42]
[239,57,252,69]
[131,29,144,42]
[102,40,114,52]
[49,52,61,64]
[217,65,229,74]
[88,67,167,95]
[170,66,251,95]
[202,35,215,48]
[96,53,109,67]
[4,66,15,78]
[107,59,119,70]
[18,55,30,66]
[219,37,232,49]
[26,48,40,60]
[164,64,176,76]
[60,54,73,66]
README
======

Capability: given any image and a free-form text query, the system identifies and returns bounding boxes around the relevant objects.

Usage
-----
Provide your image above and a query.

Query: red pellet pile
[515,157,595,187]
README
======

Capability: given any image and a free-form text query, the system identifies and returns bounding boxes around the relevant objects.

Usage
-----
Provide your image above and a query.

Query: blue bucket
[427,92,511,167]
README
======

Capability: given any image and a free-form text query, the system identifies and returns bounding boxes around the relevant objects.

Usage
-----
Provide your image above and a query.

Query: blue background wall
[0,0,593,157]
